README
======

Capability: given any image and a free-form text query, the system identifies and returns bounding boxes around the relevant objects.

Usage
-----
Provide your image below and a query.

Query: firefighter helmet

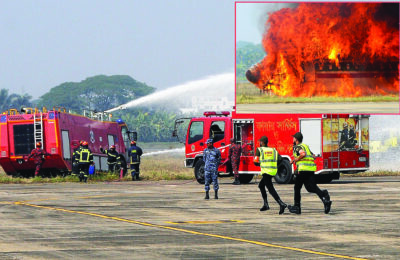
[110,145,116,149]
[36,142,42,148]
[130,140,136,145]
[79,140,84,146]
[82,141,89,147]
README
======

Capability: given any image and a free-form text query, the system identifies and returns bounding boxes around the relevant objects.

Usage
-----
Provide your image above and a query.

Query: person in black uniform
[288,132,332,214]
[76,141,93,183]
[100,145,120,173]
[128,141,143,181]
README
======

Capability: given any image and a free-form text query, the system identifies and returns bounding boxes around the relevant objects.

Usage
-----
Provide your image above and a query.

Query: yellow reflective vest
[294,143,317,172]
[258,147,278,176]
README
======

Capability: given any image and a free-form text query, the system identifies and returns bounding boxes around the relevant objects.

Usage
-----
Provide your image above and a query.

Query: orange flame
[246,3,399,97]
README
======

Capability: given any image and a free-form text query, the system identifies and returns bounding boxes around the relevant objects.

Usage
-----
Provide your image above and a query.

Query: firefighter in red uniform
[75,141,93,183]
[25,142,50,177]
[225,138,242,185]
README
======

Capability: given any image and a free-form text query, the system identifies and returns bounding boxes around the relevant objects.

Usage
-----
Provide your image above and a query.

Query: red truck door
[186,120,207,159]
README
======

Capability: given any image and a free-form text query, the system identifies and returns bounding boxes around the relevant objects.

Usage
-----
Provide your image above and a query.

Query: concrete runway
[236,102,399,114]
[0,176,399,259]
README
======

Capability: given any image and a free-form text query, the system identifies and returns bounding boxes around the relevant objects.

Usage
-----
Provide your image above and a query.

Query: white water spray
[369,115,400,171]
[106,73,234,112]
[141,147,185,157]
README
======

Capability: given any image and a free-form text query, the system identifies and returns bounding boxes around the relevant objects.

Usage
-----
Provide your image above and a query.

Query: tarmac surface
[236,102,399,114]
[0,176,399,259]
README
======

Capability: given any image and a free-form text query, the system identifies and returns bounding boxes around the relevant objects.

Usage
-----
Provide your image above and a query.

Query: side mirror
[129,131,138,141]
[172,129,177,137]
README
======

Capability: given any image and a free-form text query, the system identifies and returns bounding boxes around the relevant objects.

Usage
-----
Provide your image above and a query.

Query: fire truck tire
[274,160,293,184]
[238,174,254,184]
[194,159,205,184]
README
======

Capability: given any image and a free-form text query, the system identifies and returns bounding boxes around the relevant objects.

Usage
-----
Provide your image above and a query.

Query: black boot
[233,177,240,185]
[205,191,209,200]
[277,199,287,215]
[321,190,332,214]
[260,198,270,211]
[322,190,330,201]
[288,203,301,214]
[214,190,218,199]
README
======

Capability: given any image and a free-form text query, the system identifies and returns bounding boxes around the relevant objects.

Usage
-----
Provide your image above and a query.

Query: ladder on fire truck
[33,113,43,146]
[329,114,340,172]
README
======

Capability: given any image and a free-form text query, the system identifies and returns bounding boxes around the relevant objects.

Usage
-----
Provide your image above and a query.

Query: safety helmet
[79,140,84,146]
[82,141,89,147]
[36,142,42,148]
[110,145,116,149]
[292,132,303,143]
[130,140,136,145]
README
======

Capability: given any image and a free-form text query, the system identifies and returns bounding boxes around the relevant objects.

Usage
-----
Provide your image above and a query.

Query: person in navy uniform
[128,140,143,181]
[100,145,121,173]
[25,142,50,177]
[203,139,221,200]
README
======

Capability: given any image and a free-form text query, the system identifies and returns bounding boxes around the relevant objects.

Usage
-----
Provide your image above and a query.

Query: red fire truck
[0,107,136,177]
[174,111,369,184]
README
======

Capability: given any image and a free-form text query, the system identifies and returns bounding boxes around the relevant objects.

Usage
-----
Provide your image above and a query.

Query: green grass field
[236,82,399,104]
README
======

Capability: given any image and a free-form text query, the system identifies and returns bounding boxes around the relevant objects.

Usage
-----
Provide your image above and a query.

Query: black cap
[292,132,303,142]
[259,136,268,144]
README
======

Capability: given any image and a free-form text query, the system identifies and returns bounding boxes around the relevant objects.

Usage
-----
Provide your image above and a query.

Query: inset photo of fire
[235,2,399,114]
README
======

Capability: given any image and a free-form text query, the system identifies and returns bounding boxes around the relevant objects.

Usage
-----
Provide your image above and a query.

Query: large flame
[246,3,399,97]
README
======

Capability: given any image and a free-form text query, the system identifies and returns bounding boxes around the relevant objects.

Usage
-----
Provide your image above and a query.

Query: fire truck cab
[175,111,369,184]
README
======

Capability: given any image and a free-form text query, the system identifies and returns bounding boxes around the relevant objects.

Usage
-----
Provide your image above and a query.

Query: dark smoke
[245,69,260,84]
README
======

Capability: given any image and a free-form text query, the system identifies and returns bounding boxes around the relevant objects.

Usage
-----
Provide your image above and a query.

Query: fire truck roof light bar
[203,111,230,117]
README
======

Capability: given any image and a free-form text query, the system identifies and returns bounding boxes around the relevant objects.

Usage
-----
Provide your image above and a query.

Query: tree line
[236,41,265,81]
[1,75,190,143]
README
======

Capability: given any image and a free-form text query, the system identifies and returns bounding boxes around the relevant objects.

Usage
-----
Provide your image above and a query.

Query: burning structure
[245,3,399,97]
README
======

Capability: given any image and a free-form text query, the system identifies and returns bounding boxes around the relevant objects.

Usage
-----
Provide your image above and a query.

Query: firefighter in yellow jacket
[254,136,287,214]
[288,132,332,214]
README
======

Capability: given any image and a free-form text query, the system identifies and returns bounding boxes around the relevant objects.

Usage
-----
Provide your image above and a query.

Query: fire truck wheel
[194,159,205,184]
[274,160,293,184]
[238,174,254,184]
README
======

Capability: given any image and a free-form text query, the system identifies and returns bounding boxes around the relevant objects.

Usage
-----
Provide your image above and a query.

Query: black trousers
[294,171,324,205]
[108,162,116,172]
[259,174,281,202]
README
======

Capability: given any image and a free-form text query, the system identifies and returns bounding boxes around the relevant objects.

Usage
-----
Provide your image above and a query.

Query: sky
[235,2,293,44]
[0,0,234,99]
